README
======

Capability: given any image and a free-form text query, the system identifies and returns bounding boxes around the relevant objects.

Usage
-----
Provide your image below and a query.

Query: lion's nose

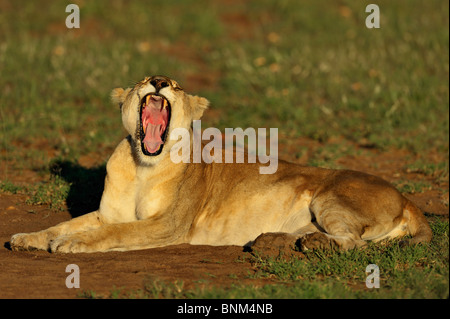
[150,76,170,92]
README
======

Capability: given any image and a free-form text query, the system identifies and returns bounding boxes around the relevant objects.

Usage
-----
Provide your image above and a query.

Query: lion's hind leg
[299,231,367,251]
[298,208,368,251]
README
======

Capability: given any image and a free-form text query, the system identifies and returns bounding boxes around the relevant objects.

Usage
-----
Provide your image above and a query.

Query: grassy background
[0,0,448,298]
[0,0,448,165]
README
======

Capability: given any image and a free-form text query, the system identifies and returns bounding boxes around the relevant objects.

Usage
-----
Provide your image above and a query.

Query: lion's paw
[251,232,303,258]
[299,232,336,251]
[10,232,48,252]
[50,235,90,254]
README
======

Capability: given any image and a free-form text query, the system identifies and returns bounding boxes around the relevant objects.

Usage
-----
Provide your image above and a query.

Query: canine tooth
[163,99,167,108]
[145,95,151,105]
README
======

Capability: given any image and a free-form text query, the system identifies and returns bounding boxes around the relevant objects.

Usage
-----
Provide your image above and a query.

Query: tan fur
[10,75,432,253]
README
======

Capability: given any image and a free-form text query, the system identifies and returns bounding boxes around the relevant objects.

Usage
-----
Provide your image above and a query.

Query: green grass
[0,0,448,171]
[0,180,24,194]
[25,175,70,210]
[208,0,449,153]
[393,179,433,194]
[405,160,449,185]
[1,0,447,193]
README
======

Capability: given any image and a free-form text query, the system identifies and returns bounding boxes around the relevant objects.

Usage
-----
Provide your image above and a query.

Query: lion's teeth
[162,99,167,108]
[145,95,151,105]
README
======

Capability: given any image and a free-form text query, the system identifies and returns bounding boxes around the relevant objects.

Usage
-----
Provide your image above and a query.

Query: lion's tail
[403,199,432,244]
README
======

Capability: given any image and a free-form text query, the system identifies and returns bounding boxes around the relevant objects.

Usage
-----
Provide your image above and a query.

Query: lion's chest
[134,177,174,220]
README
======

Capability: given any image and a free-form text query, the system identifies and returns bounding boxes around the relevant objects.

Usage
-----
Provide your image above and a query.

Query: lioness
[10,75,432,253]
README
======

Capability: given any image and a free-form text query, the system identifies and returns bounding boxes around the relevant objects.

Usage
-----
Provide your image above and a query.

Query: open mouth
[140,93,171,156]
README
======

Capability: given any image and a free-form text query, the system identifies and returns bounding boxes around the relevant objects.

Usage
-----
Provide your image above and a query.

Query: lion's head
[111,75,209,165]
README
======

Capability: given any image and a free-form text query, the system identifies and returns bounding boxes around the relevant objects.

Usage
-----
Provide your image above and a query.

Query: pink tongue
[143,123,163,153]
[142,101,168,153]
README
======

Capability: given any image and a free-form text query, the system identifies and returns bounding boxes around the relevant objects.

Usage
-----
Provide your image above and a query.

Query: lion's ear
[189,95,210,120]
[111,88,131,109]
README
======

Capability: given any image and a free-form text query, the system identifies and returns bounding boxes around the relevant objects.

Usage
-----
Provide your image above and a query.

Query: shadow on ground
[50,160,106,218]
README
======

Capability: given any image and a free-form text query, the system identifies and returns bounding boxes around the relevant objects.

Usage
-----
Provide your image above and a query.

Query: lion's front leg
[50,218,182,253]
[10,211,103,252]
